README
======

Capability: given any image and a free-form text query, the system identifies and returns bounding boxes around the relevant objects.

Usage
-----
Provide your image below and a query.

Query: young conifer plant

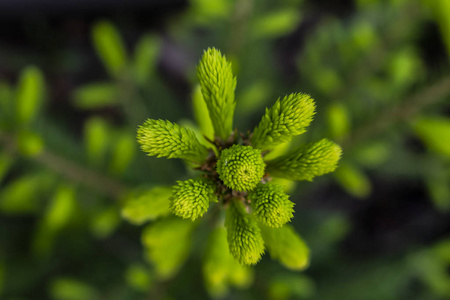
[136,48,342,268]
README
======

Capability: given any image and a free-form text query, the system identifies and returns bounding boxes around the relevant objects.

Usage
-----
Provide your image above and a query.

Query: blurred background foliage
[1,0,450,299]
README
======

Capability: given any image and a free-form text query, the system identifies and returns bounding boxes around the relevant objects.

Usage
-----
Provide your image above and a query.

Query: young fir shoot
[135,48,342,267]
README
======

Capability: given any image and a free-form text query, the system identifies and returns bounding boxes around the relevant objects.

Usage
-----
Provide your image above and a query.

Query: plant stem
[0,131,128,198]
[344,75,450,149]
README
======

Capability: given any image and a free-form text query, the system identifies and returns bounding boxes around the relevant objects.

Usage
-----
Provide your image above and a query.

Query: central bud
[216,145,265,192]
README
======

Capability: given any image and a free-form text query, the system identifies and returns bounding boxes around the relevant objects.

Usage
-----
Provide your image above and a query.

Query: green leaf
[133,34,160,85]
[43,185,77,231]
[121,186,173,225]
[266,138,342,181]
[317,214,351,243]
[17,130,44,157]
[192,85,214,140]
[15,66,45,125]
[109,132,136,175]
[326,102,350,140]
[137,119,209,164]
[388,47,423,87]
[125,264,153,292]
[197,48,236,140]
[425,0,450,60]
[32,185,77,256]
[251,93,315,151]
[334,162,371,199]
[225,200,265,265]
[311,68,343,95]
[413,117,450,157]
[409,246,450,298]
[251,10,302,39]
[84,117,109,166]
[0,173,53,214]
[203,226,253,298]
[236,80,272,116]
[353,141,389,167]
[90,206,121,239]
[189,0,233,24]
[268,275,315,300]
[260,224,309,271]
[50,278,99,300]
[434,240,450,263]
[92,21,128,78]
[142,217,195,279]
[72,82,119,109]
[351,21,377,52]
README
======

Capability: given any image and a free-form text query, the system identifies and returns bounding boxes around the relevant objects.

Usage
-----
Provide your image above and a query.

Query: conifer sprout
[137,119,208,164]
[134,48,343,271]
[260,224,310,271]
[248,183,294,228]
[217,145,265,192]
[225,200,265,265]
[197,48,236,140]
[169,178,217,221]
[251,93,316,151]
[266,138,342,181]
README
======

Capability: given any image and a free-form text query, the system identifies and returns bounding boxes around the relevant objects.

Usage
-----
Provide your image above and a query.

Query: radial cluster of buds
[136,48,342,268]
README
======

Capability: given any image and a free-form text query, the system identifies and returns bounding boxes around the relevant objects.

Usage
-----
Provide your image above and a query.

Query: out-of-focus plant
[125,48,341,296]
[410,239,450,298]
[295,0,450,209]
[1,0,450,298]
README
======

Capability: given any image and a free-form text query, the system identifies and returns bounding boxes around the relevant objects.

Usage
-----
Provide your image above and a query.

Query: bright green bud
[260,224,309,271]
[137,119,209,164]
[197,48,236,140]
[225,200,265,265]
[121,186,172,225]
[248,183,294,228]
[251,93,315,150]
[217,145,265,192]
[170,178,216,221]
[266,138,342,181]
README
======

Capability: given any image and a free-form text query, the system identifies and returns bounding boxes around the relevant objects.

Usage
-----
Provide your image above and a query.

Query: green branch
[0,132,128,198]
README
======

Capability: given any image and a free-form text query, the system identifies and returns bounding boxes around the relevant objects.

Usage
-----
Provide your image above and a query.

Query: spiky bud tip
[225,200,265,265]
[249,183,294,228]
[217,145,265,192]
[251,93,316,151]
[197,48,236,140]
[170,178,217,221]
[267,138,342,181]
[137,119,208,164]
